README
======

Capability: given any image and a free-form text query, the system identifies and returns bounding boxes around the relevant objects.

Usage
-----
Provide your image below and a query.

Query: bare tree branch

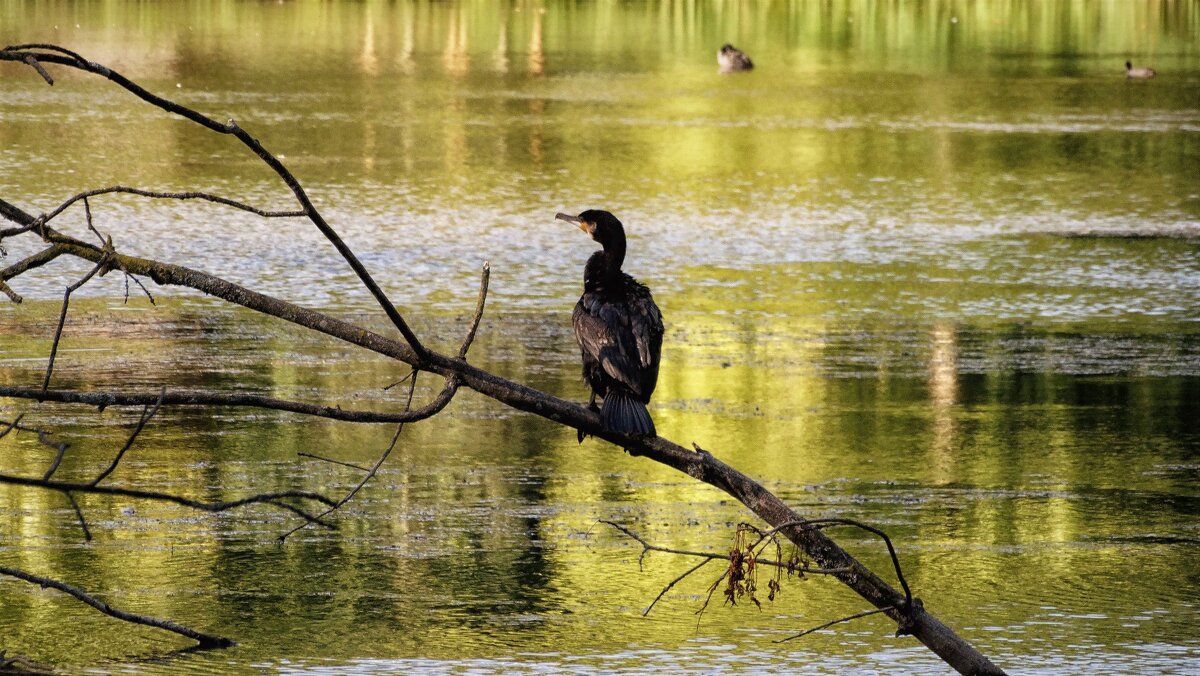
[601,521,847,576]
[44,186,306,225]
[0,473,336,516]
[66,491,92,541]
[0,386,456,424]
[42,256,111,391]
[601,520,850,618]
[647,557,714,617]
[37,433,70,482]
[0,566,234,649]
[777,606,895,643]
[83,195,102,244]
[0,650,53,674]
[0,279,20,303]
[0,414,25,439]
[278,371,435,541]
[457,261,490,359]
[0,245,66,303]
[21,54,53,85]
[297,452,371,473]
[2,45,429,359]
[88,387,165,487]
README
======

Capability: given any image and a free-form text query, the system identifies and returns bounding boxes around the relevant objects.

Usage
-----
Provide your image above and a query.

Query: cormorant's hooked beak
[555,212,589,234]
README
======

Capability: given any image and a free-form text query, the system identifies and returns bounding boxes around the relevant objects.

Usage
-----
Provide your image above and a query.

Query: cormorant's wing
[628,290,664,370]
[573,296,645,396]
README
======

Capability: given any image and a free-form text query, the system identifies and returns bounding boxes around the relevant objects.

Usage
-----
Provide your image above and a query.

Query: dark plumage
[555,210,663,441]
[1125,60,1156,79]
[718,43,753,72]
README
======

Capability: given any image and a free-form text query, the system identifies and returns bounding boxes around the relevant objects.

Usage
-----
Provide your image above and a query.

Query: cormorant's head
[555,209,626,252]
[720,43,735,54]
[1126,60,1133,70]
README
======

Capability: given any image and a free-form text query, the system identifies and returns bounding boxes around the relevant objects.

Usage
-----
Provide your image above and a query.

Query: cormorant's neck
[583,249,625,292]
[601,237,626,271]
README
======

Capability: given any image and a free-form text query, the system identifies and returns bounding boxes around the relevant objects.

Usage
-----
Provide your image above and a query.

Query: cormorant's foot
[578,401,601,444]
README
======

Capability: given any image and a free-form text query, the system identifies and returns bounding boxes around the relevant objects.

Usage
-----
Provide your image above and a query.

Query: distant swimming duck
[1125,60,1156,79]
[718,43,753,72]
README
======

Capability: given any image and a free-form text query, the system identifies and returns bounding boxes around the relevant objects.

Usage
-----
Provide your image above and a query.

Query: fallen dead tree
[0,43,1005,675]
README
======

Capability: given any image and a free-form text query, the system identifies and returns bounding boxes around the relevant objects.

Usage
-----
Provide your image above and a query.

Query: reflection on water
[2,1,1199,673]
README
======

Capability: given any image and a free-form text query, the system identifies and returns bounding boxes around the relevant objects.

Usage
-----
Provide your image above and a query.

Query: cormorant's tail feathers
[600,392,656,437]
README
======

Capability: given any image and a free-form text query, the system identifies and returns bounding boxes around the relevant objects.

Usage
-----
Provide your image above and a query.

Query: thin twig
[645,558,714,617]
[278,372,453,541]
[261,498,336,529]
[0,279,20,303]
[84,195,104,244]
[1,417,66,462]
[0,565,234,648]
[22,54,53,85]
[1,385,458,424]
[41,186,306,225]
[457,261,490,359]
[0,651,52,674]
[776,606,895,643]
[382,368,416,392]
[0,413,25,439]
[124,271,155,305]
[66,491,92,541]
[697,568,731,624]
[89,386,165,487]
[42,256,110,391]
[769,518,913,610]
[38,435,70,481]
[600,520,847,576]
[0,473,337,513]
[297,452,371,473]
[1,245,65,292]
[600,520,847,619]
[3,43,90,64]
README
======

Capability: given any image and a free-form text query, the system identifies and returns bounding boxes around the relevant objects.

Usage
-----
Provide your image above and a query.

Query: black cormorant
[1125,60,1156,79]
[555,210,663,441]
[718,43,754,72]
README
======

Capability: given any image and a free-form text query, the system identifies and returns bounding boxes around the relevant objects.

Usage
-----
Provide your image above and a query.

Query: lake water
[2,1,1199,673]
